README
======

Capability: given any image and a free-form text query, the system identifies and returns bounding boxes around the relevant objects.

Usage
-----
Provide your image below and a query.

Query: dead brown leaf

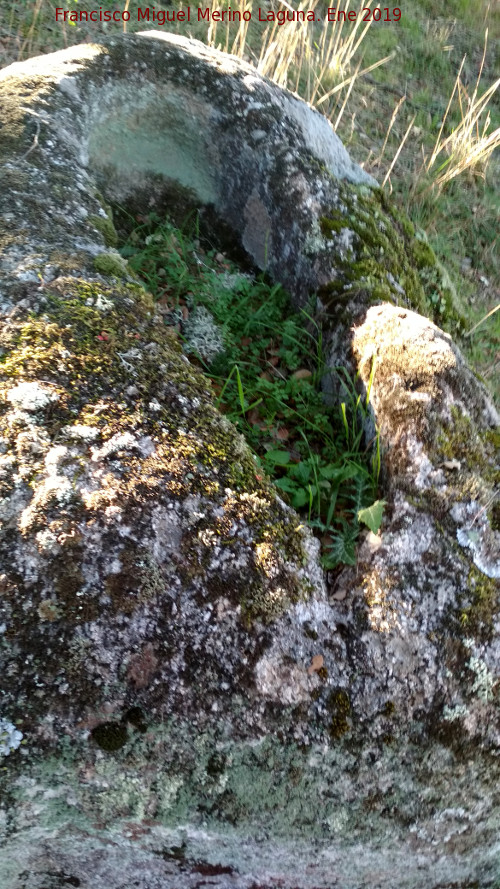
[276,427,290,441]
[308,654,324,675]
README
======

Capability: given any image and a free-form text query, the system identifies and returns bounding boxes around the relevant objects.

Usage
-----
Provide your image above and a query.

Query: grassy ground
[1,0,499,401]
[119,215,384,567]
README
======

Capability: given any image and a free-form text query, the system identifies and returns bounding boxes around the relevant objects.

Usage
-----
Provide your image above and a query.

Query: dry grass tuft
[425,30,500,190]
[204,0,391,129]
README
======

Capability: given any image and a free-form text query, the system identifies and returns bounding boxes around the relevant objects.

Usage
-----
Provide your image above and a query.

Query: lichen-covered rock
[329,303,499,577]
[0,32,461,335]
[0,32,499,889]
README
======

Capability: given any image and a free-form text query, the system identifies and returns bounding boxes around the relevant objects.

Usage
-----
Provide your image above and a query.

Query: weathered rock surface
[0,32,499,889]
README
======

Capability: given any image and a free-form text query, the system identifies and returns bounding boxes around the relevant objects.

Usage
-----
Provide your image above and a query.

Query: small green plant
[120,214,385,568]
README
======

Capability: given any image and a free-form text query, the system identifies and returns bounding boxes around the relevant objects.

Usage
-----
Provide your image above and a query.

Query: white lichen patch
[443,703,469,722]
[0,718,23,757]
[407,436,445,491]
[217,271,252,291]
[383,500,436,566]
[35,529,60,555]
[7,382,58,412]
[18,475,75,534]
[183,306,224,363]
[90,431,154,462]
[90,431,135,460]
[451,501,500,579]
[336,225,355,256]
[463,639,497,703]
[45,445,70,474]
[62,424,100,441]
[93,293,114,312]
[468,655,496,702]
[303,218,333,256]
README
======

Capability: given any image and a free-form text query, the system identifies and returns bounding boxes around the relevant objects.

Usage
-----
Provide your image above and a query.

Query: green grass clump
[120,214,385,568]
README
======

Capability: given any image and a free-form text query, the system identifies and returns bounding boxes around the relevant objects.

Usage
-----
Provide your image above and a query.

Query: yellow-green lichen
[240,573,303,625]
[0,280,156,427]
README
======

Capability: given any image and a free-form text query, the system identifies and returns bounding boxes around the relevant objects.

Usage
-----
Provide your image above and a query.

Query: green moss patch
[93,252,129,278]
[89,213,118,248]
[319,184,465,336]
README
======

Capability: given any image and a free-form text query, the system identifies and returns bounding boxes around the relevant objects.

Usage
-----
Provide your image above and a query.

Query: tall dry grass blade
[123,0,130,32]
[315,55,393,109]
[333,56,363,131]
[311,0,375,104]
[19,0,43,59]
[466,303,500,337]
[207,0,223,51]
[257,0,309,87]
[382,114,417,188]
[374,95,406,168]
[231,0,254,58]
[426,55,466,172]
[253,0,384,113]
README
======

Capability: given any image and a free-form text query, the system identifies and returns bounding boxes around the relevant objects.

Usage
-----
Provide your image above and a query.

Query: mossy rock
[0,31,499,889]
